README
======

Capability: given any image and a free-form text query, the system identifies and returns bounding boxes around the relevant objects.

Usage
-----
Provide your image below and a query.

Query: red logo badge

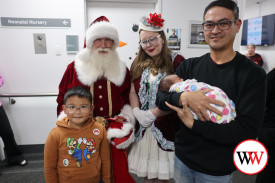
[233,139,268,175]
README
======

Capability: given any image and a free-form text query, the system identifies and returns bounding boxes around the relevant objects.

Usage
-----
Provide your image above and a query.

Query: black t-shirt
[263,69,275,128]
[157,52,266,175]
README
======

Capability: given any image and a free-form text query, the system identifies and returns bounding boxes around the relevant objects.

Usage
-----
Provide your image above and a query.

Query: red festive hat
[139,13,164,32]
[85,16,119,48]
[91,16,109,25]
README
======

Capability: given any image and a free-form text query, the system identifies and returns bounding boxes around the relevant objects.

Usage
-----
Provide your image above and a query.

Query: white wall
[0,0,86,93]
[161,0,211,59]
[1,97,57,145]
[161,0,246,60]
[240,0,275,73]
[0,0,86,145]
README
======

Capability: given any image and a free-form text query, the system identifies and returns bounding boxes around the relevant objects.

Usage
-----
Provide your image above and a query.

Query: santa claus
[57,16,136,183]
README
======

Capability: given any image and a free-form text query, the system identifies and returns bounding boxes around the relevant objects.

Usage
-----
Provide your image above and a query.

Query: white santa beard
[75,47,126,86]
[90,48,120,76]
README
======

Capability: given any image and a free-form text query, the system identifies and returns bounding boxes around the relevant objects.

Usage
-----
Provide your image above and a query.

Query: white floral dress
[128,68,174,180]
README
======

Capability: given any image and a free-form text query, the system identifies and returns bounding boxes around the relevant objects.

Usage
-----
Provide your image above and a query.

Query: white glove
[82,138,87,144]
[133,107,156,127]
[77,138,83,144]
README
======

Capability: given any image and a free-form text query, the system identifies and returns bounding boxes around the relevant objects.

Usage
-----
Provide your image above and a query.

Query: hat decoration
[139,13,164,31]
[85,16,119,48]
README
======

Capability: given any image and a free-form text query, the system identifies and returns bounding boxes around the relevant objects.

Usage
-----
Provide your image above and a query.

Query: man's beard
[89,48,119,75]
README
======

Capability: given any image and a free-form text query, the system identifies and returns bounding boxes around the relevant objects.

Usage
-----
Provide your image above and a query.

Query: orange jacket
[44,117,110,183]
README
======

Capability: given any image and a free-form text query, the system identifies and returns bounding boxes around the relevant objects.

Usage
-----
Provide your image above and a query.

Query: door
[86,1,156,68]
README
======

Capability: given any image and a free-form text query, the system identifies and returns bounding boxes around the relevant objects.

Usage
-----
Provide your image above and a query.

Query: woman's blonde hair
[131,30,174,82]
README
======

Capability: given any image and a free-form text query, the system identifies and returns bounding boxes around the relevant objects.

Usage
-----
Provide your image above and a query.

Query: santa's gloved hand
[118,114,130,122]
[133,107,156,127]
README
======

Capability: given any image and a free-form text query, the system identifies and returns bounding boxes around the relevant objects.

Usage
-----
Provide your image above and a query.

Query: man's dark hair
[64,86,93,104]
[203,0,239,20]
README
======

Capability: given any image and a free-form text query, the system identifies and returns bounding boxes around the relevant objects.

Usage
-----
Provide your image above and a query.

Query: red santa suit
[57,16,135,183]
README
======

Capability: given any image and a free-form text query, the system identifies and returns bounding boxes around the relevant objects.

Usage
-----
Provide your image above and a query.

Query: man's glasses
[202,19,237,31]
[139,35,161,48]
[65,105,91,113]
[93,38,114,46]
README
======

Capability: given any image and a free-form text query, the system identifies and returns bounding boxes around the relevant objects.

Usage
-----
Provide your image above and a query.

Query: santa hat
[107,121,135,149]
[85,16,119,48]
[139,13,165,32]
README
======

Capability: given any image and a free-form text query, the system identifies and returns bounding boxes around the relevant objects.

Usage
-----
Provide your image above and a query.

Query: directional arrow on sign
[63,20,69,26]
[1,17,71,27]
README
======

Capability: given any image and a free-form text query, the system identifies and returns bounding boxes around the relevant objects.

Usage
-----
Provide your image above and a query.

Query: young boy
[44,86,110,183]
[159,74,236,124]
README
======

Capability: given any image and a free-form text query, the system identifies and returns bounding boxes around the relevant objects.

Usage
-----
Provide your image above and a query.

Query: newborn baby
[159,74,236,124]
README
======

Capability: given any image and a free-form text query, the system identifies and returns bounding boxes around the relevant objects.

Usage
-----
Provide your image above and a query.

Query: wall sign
[33,33,47,54]
[167,28,181,50]
[66,35,79,53]
[188,20,209,48]
[1,17,71,28]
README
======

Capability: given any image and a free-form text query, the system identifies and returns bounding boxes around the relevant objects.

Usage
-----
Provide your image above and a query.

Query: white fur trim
[74,49,127,86]
[119,105,135,126]
[107,122,134,140]
[57,111,67,120]
[115,130,135,149]
[86,21,119,48]
[139,22,164,32]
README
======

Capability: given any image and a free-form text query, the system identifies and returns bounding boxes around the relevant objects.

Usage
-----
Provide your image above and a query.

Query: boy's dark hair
[159,76,174,93]
[64,86,93,104]
[203,0,239,20]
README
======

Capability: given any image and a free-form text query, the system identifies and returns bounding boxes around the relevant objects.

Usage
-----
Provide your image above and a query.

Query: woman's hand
[133,107,156,127]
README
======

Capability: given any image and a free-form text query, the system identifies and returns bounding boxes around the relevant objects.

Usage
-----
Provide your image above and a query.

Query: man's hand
[166,97,194,129]
[180,89,225,121]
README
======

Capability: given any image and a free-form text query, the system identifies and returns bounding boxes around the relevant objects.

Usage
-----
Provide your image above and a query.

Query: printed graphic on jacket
[66,137,96,167]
